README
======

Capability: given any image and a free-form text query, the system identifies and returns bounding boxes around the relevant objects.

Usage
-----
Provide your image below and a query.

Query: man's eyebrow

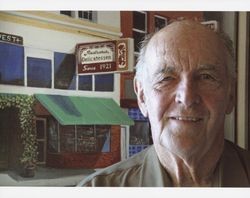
[154,65,177,75]
[197,64,218,71]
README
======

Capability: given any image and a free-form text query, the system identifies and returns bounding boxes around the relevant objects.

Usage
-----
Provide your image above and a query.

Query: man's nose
[175,79,201,108]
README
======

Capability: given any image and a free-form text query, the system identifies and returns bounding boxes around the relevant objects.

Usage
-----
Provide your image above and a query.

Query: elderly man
[77,20,250,187]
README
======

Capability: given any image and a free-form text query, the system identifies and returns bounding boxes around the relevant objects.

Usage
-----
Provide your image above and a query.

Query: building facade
[0,11,133,173]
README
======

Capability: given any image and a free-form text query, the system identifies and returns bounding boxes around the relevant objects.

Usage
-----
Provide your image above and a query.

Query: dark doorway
[0,107,22,170]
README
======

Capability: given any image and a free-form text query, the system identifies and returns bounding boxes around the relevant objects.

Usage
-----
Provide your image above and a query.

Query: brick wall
[46,125,121,168]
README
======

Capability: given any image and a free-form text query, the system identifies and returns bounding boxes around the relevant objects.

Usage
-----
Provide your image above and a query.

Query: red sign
[76,39,130,74]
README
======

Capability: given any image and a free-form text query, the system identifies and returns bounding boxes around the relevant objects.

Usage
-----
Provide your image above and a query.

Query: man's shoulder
[224,140,250,169]
[77,146,153,187]
[225,140,250,158]
[222,140,250,186]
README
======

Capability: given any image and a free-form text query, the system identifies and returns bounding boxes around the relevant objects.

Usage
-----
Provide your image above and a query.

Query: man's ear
[134,77,148,117]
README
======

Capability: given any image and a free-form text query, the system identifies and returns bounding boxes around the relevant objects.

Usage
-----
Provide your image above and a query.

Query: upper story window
[154,15,167,32]
[48,117,111,153]
[59,11,97,23]
[54,52,76,90]
[27,57,52,88]
[79,11,93,21]
[0,42,24,86]
[132,11,147,67]
[60,11,73,17]
[132,11,147,54]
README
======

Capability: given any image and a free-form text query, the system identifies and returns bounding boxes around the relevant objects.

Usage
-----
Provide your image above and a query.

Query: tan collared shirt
[77,140,250,187]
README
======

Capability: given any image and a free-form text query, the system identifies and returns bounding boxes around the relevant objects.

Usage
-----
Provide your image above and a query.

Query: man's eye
[153,76,176,90]
[200,74,215,81]
[162,76,175,82]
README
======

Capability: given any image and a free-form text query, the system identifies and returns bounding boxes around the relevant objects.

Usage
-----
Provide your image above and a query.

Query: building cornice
[0,11,122,39]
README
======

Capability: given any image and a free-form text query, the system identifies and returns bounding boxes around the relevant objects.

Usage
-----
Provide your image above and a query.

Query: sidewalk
[0,166,95,186]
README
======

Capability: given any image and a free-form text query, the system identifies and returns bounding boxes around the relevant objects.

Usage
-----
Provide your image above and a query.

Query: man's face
[137,23,234,159]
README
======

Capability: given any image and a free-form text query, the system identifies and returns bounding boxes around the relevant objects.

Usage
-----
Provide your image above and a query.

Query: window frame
[0,42,25,86]
[132,11,147,54]
[26,56,52,88]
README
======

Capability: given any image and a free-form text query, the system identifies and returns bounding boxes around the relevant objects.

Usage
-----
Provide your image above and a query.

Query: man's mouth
[169,116,202,122]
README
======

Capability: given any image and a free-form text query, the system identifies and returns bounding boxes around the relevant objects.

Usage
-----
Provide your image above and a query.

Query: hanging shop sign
[0,32,23,45]
[76,38,133,74]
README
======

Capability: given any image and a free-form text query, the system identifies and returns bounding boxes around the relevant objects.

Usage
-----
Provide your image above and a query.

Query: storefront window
[77,126,96,152]
[48,119,111,153]
[77,125,111,153]
[27,57,52,88]
[60,125,76,152]
[0,42,24,86]
[96,125,110,152]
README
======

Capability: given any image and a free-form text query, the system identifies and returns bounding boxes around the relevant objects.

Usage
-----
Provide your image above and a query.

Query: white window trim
[154,15,167,27]
[154,15,167,21]
[93,75,96,92]
[132,28,147,34]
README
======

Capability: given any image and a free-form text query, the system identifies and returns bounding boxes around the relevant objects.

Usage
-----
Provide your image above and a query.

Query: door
[0,109,9,169]
[36,118,47,165]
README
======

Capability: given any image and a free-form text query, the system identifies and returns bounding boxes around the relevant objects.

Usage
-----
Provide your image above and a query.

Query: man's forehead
[144,21,229,67]
[154,20,213,37]
[147,20,217,48]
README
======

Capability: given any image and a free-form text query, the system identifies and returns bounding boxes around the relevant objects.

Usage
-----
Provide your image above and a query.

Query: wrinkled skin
[134,21,235,186]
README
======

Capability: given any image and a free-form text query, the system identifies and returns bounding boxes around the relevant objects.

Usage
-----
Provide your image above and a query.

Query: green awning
[35,94,134,126]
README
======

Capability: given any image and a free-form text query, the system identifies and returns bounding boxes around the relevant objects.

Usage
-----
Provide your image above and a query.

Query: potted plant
[21,160,36,178]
